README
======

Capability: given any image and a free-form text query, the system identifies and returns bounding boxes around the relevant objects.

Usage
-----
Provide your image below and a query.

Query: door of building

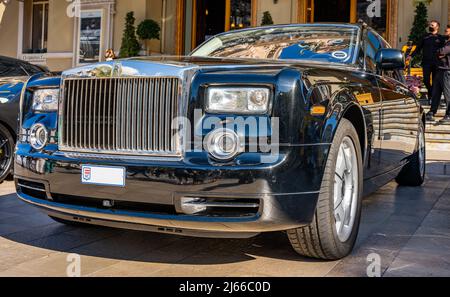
[312,0,351,22]
[193,0,227,48]
[305,0,359,23]
[190,0,253,50]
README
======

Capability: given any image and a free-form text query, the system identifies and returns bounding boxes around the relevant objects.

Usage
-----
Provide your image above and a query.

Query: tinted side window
[20,62,45,75]
[0,61,27,77]
[368,31,402,81]
[379,37,390,49]
[364,31,382,72]
[384,70,405,83]
[373,30,391,49]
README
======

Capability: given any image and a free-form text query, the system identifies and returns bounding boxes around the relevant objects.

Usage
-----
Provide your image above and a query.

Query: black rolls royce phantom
[15,23,425,260]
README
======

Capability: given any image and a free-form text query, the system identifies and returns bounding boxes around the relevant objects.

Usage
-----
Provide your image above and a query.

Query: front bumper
[17,190,319,238]
[14,145,329,238]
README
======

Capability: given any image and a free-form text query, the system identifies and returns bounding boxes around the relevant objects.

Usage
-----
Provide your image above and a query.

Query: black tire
[287,119,363,260]
[396,122,426,187]
[0,124,15,184]
[49,216,91,227]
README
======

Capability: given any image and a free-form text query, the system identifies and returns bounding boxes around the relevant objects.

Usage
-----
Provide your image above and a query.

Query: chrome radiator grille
[60,77,181,156]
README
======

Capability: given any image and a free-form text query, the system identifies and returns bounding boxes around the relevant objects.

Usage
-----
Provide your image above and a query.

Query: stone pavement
[0,173,449,277]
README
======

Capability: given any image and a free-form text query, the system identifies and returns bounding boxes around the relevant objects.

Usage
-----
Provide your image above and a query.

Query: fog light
[205,128,242,161]
[180,198,207,215]
[30,124,48,150]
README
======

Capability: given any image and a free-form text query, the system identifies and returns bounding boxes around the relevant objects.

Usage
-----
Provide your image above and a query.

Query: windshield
[191,25,360,64]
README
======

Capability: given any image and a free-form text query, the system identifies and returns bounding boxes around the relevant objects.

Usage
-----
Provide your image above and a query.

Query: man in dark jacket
[427,25,450,122]
[408,21,446,102]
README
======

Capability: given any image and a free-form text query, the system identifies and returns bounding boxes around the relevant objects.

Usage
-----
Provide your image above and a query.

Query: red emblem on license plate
[82,167,92,181]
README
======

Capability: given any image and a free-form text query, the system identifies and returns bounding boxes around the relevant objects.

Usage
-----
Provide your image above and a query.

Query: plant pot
[139,49,148,56]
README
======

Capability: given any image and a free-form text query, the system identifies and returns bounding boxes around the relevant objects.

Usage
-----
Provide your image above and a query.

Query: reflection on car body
[0,55,50,183]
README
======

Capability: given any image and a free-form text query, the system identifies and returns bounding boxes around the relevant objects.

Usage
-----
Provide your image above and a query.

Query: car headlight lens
[32,89,59,111]
[206,87,270,113]
[30,124,48,150]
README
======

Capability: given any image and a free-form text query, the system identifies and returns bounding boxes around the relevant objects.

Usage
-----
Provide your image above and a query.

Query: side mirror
[375,49,405,71]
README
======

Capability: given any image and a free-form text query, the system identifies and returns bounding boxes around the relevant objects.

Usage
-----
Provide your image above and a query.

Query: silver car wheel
[418,127,426,178]
[334,136,359,243]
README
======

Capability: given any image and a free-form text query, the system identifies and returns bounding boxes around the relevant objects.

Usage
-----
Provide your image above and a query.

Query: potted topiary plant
[261,11,274,26]
[137,19,161,55]
[408,2,429,67]
[119,12,141,58]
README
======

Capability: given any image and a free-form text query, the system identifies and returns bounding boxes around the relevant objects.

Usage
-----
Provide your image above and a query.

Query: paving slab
[1,175,450,277]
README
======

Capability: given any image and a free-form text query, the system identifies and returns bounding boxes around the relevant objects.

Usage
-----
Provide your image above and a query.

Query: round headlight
[249,90,268,106]
[205,129,242,161]
[30,124,48,150]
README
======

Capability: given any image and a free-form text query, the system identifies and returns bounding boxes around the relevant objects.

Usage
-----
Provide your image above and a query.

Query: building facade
[0,0,449,71]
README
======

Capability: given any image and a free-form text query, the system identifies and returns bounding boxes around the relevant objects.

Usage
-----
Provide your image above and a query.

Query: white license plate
[81,165,126,187]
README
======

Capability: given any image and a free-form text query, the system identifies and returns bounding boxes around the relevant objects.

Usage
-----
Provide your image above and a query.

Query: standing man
[408,21,446,103]
[427,25,450,122]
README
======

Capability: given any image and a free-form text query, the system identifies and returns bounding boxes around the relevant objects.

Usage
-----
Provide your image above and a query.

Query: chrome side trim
[53,151,183,162]
[16,183,46,192]
[182,200,260,209]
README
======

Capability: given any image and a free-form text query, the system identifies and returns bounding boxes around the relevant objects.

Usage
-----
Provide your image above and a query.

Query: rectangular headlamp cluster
[32,89,59,112]
[206,87,270,114]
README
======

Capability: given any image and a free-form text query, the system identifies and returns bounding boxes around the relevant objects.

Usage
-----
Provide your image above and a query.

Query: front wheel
[287,119,363,260]
[0,124,14,184]
[396,123,426,187]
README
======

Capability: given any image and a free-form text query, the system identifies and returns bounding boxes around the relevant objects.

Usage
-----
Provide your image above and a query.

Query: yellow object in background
[410,68,424,78]
[355,93,374,106]
[311,105,326,116]
[402,45,417,55]
[402,43,417,69]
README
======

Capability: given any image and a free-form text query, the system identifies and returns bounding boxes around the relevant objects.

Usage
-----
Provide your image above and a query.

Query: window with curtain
[31,0,49,53]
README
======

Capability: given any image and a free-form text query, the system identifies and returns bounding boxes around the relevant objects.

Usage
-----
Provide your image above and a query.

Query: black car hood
[61,55,357,78]
[135,55,294,67]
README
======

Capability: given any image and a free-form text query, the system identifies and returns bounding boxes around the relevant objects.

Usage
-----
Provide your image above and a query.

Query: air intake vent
[180,197,261,218]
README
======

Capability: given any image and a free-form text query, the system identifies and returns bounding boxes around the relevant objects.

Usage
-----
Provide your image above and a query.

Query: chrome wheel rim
[418,127,426,178]
[334,137,359,243]
[0,132,11,176]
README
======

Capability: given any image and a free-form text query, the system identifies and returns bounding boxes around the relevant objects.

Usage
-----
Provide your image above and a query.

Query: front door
[194,0,226,48]
[314,0,351,22]
[377,75,419,172]
[307,0,353,23]
[191,0,253,50]
[352,75,385,180]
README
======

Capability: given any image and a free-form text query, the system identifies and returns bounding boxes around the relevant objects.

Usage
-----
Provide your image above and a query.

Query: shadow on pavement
[3,173,446,268]
[0,191,325,265]
[426,161,450,176]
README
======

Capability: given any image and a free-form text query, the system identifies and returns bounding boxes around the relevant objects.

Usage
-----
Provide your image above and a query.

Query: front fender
[320,91,368,158]
[0,79,25,135]
[19,74,61,129]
